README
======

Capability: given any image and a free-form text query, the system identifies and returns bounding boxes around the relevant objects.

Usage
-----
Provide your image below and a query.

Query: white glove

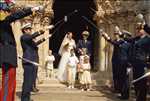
[102,32,110,40]
[45,25,54,30]
[32,6,44,12]
[45,34,52,40]
[127,68,131,74]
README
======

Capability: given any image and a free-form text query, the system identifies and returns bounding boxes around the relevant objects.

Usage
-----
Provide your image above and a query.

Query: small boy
[67,49,79,88]
[45,50,55,78]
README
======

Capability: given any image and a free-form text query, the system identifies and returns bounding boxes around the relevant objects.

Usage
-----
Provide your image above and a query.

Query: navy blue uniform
[129,35,150,101]
[0,8,33,101]
[107,39,125,92]
[118,40,131,99]
[20,32,45,101]
[0,8,33,67]
[104,36,130,99]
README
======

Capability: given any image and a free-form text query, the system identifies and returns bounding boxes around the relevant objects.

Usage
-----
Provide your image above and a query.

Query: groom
[77,30,92,56]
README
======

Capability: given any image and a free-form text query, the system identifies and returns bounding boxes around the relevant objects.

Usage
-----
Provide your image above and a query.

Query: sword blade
[18,55,41,67]
[132,72,150,83]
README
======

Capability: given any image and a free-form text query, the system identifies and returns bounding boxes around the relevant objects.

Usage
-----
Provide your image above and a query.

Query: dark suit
[106,39,124,92]
[105,37,130,99]
[129,35,150,101]
[118,40,131,99]
[0,8,33,101]
[77,39,92,56]
[0,8,33,67]
[20,32,45,101]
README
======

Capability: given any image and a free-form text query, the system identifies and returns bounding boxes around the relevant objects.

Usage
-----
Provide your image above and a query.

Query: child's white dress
[80,63,92,84]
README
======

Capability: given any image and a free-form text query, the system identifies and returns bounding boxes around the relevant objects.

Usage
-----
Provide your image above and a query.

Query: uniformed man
[20,23,48,101]
[129,23,150,101]
[102,27,123,93]
[102,27,131,100]
[0,0,43,100]
[118,31,132,100]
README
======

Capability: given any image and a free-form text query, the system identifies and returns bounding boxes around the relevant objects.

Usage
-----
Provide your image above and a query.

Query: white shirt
[45,55,55,69]
[67,55,79,67]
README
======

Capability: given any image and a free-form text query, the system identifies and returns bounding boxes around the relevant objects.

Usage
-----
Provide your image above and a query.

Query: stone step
[16,78,66,87]
[16,69,102,88]
[16,69,58,81]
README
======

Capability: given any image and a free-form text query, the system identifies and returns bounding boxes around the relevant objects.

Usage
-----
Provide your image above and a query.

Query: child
[80,55,92,91]
[67,49,79,88]
[45,50,55,78]
[77,48,87,86]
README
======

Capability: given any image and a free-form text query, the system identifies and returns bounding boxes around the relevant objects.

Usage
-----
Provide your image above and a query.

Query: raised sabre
[132,72,150,84]
[18,55,42,67]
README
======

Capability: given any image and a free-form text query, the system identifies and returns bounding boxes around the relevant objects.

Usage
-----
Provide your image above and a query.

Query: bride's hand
[63,42,69,46]
[63,43,69,50]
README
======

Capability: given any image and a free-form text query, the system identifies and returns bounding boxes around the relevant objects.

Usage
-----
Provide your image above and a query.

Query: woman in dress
[57,32,76,82]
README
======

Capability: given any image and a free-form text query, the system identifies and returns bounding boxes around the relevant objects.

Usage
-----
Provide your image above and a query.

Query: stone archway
[50,0,98,70]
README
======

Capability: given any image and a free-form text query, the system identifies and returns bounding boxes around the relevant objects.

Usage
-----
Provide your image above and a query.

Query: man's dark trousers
[21,64,34,101]
[132,61,147,101]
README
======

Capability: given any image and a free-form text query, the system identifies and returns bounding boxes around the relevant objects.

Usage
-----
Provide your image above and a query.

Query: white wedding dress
[57,35,76,82]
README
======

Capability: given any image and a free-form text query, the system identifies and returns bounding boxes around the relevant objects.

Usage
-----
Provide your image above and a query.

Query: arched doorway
[50,0,98,70]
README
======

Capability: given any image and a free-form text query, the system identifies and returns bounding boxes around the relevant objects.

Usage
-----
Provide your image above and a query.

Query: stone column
[11,21,24,81]
[11,0,54,81]
[93,23,113,86]
[99,36,106,72]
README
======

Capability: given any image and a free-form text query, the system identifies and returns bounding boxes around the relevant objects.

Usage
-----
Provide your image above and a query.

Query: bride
[57,32,76,82]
